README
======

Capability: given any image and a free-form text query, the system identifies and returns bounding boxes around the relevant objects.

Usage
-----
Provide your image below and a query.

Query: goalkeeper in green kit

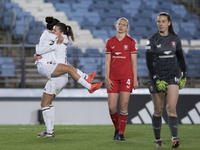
[145,12,187,148]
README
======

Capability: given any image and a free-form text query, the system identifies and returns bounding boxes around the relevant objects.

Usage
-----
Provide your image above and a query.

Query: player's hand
[34,54,42,61]
[133,80,139,90]
[56,35,64,45]
[178,72,187,90]
[106,78,114,91]
[153,75,168,91]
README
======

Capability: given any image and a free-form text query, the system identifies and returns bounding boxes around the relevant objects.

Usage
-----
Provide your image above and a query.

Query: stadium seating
[0,57,16,77]
[1,0,200,81]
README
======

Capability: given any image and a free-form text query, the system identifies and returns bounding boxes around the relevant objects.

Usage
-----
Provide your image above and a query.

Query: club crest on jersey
[124,45,128,50]
[149,85,154,92]
[171,41,176,48]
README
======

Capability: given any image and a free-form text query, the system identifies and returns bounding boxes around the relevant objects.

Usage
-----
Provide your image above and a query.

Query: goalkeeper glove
[178,72,187,90]
[153,75,168,91]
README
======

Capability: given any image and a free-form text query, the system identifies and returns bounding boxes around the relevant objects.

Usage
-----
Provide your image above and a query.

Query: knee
[41,100,50,108]
[67,65,74,73]
[119,108,128,114]
[166,106,177,115]
[109,105,117,114]
[154,107,163,116]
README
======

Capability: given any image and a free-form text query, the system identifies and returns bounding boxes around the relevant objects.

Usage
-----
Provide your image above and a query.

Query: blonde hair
[116,17,130,36]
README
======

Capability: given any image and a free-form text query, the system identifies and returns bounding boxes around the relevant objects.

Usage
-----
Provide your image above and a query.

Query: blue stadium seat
[0,57,15,77]
[180,22,196,35]
[170,13,183,22]
[97,18,116,30]
[0,49,2,57]
[125,1,141,9]
[84,49,102,57]
[84,12,100,25]
[137,58,146,64]
[108,30,116,38]
[73,48,84,57]
[2,2,21,30]
[178,30,193,42]
[187,64,200,77]
[77,57,101,75]
[145,0,158,9]
[123,9,138,18]
[187,49,200,57]
[13,19,30,40]
[183,13,199,24]
[137,49,146,58]
[80,20,96,31]
[92,30,109,42]
[137,68,149,77]
[1,63,16,77]
[54,3,71,11]
[105,9,122,19]
[27,21,45,44]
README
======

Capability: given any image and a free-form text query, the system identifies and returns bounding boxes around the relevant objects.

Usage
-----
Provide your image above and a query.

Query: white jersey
[36,29,69,79]
[35,29,69,64]
[35,29,69,95]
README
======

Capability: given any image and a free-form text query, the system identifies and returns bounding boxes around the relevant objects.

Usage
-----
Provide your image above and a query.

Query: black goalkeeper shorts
[148,77,179,94]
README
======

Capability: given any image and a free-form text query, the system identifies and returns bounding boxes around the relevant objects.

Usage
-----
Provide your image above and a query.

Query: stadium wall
[0,88,199,125]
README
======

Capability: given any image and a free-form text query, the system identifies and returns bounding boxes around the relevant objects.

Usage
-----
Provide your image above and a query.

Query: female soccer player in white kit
[35,17,102,137]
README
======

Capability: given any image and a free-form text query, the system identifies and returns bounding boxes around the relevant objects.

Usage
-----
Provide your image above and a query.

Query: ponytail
[56,22,75,41]
[66,25,75,41]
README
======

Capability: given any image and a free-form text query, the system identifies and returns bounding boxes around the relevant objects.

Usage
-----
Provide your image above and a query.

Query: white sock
[77,77,91,90]
[77,69,88,79]
[42,107,53,134]
[49,104,55,131]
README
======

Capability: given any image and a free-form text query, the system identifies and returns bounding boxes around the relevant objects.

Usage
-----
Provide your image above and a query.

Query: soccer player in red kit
[105,17,139,140]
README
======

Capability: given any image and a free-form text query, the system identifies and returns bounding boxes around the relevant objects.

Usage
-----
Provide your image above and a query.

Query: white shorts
[36,62,58,79]
[44,73,68,95]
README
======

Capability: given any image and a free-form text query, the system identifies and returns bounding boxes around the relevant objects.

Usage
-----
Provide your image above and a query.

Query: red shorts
[107,78,133,93]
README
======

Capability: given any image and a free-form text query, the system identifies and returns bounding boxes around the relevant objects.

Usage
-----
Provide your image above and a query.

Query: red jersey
[105,35,137,80]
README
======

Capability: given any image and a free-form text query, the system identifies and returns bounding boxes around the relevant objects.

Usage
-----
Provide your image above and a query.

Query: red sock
[110,111,119,130]
[119,113,128,135]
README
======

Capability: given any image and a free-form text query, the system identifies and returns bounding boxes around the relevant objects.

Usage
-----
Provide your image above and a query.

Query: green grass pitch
[0,124,199,150]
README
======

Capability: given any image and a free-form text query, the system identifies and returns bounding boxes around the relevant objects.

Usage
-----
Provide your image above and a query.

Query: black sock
[168,116,178,137]
[152,115,162,140]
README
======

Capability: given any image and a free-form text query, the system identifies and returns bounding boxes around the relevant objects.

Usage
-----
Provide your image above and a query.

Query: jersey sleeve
[130,40,137,54]
[175,38,186,73]
[176,38,182,51]
[105,40,111,54]
[145,37,157,76]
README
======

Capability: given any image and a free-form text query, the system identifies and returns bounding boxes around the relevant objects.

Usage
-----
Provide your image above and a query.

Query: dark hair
[158,12,176,34]
[45,16,60,30]
[56,22,75,41]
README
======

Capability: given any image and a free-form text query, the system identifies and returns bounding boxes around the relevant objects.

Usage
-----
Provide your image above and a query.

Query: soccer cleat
[39,132,54,138]
[86,71,96,83]
[37,129,54,137]
[88,82,102,93]
[118,134,125,141]
[113,129,119,140]
[172,137,181,148]
[154,139,165,148]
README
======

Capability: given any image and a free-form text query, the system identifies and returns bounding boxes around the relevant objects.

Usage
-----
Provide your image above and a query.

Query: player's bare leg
[51,64,102,93]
